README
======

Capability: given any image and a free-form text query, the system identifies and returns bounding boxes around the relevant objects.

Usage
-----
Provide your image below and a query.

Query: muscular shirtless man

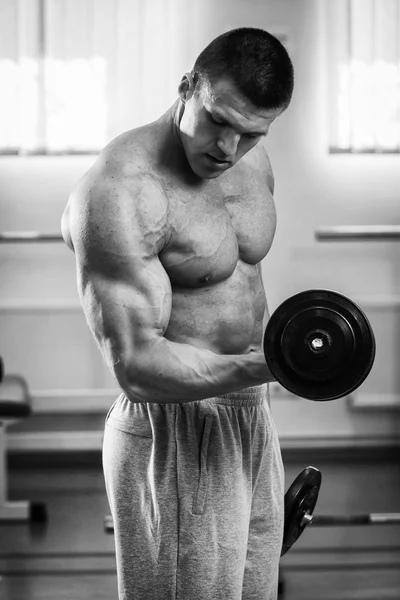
[62,27,294,600]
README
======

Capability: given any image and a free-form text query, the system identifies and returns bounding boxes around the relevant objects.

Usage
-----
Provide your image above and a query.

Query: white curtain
[326,0,400,153]
[0,0,193,154]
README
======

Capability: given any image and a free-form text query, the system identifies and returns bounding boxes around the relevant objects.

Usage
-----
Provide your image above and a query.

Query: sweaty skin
[61,75,283,403]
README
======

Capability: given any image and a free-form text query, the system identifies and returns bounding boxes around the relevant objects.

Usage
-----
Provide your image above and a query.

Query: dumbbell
[264,289,375,401]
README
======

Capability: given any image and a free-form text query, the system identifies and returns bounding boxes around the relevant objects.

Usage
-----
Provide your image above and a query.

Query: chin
[193,167,223,180]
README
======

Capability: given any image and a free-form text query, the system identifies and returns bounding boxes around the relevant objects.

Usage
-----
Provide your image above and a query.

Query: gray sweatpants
[102,384,284,600]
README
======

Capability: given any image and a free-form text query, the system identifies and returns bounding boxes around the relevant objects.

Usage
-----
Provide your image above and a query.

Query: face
[177,75,284,179]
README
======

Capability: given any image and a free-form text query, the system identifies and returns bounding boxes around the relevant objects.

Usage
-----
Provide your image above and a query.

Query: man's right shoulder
[66,128,170,253]
[70,128,168,214]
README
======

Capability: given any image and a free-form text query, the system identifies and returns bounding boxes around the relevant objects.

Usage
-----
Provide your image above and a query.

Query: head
[176,27,294,179]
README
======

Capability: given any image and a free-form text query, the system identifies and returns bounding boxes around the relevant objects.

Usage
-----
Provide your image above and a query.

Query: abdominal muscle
[164,260,269,355]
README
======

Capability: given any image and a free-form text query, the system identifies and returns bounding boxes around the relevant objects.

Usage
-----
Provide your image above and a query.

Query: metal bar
[311,513,400,526]
[315,225,400,242]
[369,513,400,525]
[0,232,64,243]
[107,511,400,534]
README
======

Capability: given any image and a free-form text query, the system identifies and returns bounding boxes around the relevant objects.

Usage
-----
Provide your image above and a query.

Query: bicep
[70,176,172,378]
[79,259,172,379]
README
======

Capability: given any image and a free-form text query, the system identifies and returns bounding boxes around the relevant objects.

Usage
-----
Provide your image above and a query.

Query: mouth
[206,154,231,167]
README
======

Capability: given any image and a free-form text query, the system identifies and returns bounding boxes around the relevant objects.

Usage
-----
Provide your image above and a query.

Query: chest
[160,169,276,287]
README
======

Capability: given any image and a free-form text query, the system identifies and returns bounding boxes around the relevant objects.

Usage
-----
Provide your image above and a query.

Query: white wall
[1,0,399,444]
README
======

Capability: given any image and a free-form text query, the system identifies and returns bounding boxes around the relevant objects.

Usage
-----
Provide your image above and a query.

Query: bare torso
[67,104,276,359]
[141,106,275,355]
[160,151,276,355]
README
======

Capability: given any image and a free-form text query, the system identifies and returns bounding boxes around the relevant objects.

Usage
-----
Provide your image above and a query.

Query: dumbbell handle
[302,512,400,527]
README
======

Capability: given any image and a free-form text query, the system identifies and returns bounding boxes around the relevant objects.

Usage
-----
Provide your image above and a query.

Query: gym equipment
[104,514,114,533]
[0,373,47,522]
[281,467,400,557]
[264,289,375,401]
[0,232,63,243]
[281,466,321,556]
[315,225,400,242]
[304,512,400,526]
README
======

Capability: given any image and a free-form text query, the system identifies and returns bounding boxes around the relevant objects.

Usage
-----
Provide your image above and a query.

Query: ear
[178,72,195,103]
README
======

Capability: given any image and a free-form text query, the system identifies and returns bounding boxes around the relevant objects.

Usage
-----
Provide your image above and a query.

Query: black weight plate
[264,290,376,401]
[281,308,356,379]
[283,486,319,549]
[281,466,322,557]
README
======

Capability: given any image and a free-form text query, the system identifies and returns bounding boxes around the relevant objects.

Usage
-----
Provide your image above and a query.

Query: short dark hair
[192,27,294,111]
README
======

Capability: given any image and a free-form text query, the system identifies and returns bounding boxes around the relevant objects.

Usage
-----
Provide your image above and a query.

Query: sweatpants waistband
[207,384,269,407]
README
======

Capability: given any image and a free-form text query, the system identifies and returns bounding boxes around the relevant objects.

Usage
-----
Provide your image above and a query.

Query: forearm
[120,336,272,404]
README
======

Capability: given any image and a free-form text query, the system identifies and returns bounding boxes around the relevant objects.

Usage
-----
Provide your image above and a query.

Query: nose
[217,129,240,158]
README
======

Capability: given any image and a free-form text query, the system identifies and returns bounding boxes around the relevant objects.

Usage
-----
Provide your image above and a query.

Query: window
[0,0,183,155]
[327,0,400,153]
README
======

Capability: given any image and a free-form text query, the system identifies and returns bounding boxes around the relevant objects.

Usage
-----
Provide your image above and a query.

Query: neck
[171,99,184,148]
[164,99,208,187]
